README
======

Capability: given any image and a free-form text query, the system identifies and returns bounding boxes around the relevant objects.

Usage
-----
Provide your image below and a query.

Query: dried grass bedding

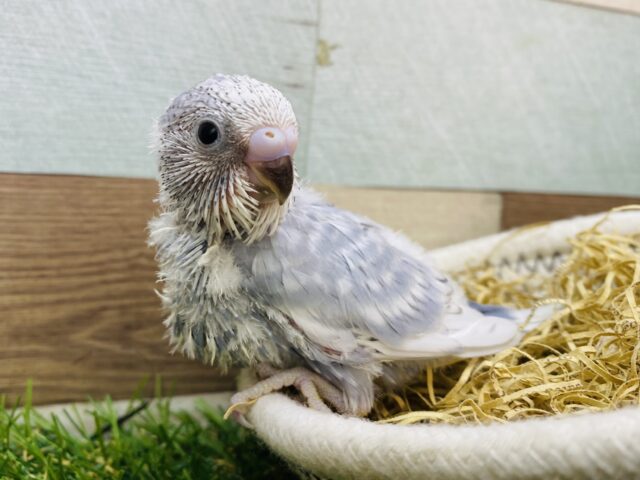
[375,207,640,425]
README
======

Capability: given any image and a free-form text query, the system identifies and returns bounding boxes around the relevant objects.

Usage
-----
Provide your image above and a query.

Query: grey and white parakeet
[149,74,549,418]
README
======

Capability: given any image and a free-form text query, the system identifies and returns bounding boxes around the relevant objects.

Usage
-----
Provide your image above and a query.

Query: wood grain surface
[501,192,640,229]
[1,172,638,406]
[0,173,234,406]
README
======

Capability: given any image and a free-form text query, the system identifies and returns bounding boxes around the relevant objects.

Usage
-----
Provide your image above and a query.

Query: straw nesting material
[375,208,640,425]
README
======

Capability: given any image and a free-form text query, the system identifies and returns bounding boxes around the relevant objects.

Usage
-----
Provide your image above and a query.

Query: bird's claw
[223,398,257,429]
[224,364,348,427]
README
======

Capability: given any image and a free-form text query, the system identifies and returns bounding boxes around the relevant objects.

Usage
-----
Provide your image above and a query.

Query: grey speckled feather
[149,74,550,415]
[231,188,450,351]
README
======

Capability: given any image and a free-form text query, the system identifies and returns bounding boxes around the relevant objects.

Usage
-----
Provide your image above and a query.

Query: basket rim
[430,209,640,273]
[247,210,640,479]
[249,393,640,479]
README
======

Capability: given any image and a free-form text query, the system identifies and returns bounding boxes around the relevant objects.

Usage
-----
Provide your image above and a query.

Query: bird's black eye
[197,121,219,145]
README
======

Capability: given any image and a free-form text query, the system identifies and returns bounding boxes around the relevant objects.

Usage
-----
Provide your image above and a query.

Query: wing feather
[232,188,520,363]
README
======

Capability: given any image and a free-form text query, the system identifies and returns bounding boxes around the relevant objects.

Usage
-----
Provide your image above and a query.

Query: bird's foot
[224,364,347,426]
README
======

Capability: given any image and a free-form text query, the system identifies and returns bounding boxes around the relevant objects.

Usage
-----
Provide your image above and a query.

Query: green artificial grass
[0,383,296,480]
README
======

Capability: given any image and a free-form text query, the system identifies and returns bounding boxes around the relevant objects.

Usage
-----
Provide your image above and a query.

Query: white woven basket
[244,211,640,480]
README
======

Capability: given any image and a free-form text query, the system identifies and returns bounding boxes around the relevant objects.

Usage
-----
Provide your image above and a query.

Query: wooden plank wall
[501,192,640,228]
[0,174,233,405]
[1,172,638,406]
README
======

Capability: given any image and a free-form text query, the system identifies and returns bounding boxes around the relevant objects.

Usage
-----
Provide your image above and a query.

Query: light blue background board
[307,0,640,195]
[0,0,318,178]
[0,0,638,196]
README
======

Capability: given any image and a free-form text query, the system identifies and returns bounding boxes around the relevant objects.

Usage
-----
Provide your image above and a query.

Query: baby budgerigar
[149,74,550,419]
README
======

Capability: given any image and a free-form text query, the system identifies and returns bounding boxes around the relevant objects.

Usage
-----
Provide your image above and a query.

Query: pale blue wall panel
[0,0,318,178]
[306,0,640,195]
[1,0,638,196]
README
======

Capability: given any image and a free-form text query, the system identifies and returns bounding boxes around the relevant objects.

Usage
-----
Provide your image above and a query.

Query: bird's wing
[235,189,520,362]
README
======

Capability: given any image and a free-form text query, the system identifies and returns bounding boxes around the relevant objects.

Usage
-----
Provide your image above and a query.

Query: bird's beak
[246,155,293,205]
[244,126,297,205]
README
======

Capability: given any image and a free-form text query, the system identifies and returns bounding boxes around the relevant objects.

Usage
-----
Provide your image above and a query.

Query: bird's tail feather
[369,301,559,363]
[469,301,558,333]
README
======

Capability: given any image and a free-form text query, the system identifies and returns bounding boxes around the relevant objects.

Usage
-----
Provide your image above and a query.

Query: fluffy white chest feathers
[148,210,292,369]
[197,244,243,299]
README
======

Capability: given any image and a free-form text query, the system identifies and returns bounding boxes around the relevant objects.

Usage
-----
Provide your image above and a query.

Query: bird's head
[155,74,298,244]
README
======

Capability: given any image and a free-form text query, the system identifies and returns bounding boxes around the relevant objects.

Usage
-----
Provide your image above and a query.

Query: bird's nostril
[247,127,290,163]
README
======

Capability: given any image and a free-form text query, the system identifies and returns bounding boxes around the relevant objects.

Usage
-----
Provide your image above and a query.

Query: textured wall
[307,0,640,195]
[0,0,318,178]
[1,0,638,195]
